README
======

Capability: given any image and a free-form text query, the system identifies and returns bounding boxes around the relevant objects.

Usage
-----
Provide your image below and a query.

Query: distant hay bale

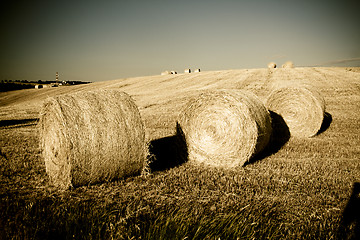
[194,69,201,73]
[161,70,171,75]
[267,62,276,68]
[177,90,272,168]
[282,61,294,68]
[171,71,177,74]
[39,90,147,190]
[184,69,191,73]
[266,85,325,138]
[35,84,43,89]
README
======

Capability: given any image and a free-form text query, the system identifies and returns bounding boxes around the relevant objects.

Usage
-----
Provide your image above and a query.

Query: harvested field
[0,67,359,239]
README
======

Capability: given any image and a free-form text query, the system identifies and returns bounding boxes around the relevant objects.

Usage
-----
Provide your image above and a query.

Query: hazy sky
[1,0,359,82]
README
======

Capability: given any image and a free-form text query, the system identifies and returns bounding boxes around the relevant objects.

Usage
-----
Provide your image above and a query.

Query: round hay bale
[184,69,191,73]
[171,71,177,74]
[161,70,171,75]
[266,85,325,138]
[177,90,272,168]
[282,61,294,68]
[267,62,276,68]
[39,90,147,189]
[194,69,201,73]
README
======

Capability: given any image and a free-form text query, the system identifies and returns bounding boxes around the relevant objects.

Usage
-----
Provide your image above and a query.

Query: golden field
[0,67,359,239]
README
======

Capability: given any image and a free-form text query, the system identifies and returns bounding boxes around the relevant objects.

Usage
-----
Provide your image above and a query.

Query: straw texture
[39,90,146,189]
[177,90,272,168]
[266,85,325,138]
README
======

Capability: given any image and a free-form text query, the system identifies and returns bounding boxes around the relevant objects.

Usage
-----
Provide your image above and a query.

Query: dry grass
[177,90,272,167]
[39,90,147,189]
[1,67,360,239]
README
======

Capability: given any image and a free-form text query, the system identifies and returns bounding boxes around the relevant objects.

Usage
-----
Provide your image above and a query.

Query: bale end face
[266,86,325,138]
[177,90,272,168]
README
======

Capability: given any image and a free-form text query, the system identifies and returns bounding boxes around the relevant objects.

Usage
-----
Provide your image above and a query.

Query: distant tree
[38,80,42,83]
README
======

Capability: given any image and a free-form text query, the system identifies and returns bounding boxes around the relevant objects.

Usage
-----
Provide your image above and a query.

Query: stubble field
[0,67,359,239]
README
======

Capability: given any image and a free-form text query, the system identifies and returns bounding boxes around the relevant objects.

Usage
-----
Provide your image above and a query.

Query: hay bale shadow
[0,118,39,128]
[317,112,332,135]
[246,111,290,165]
[338,182,360,239]
[148,123,188,172]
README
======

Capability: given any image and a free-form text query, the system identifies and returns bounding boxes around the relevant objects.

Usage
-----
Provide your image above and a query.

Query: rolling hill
[0,67,359,239]
[1,67,359,139]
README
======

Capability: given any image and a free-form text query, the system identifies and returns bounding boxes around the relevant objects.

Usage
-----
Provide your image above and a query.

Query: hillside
[1,67,359,139]
[0,67,360,239]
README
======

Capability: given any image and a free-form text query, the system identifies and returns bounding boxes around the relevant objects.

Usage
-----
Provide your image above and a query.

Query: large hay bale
[266,85,325,138]
[184,69,191,73]
[267,62,276,68]
[177,90,272,168]
[39,90,147,189]
[282,61,294,68]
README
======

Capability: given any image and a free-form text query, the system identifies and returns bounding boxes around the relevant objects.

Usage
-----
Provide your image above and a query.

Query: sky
[1,0,359,82]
